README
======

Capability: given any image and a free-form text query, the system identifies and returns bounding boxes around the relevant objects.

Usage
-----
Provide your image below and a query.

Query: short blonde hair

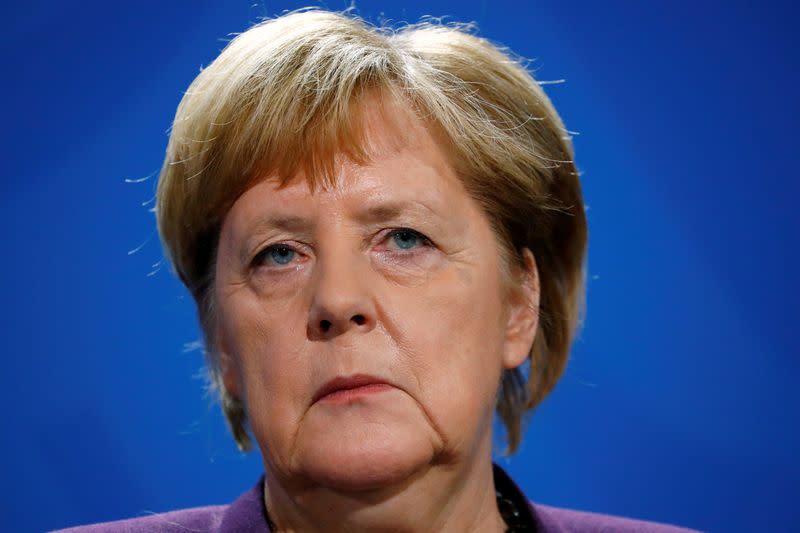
[156,9,587,454]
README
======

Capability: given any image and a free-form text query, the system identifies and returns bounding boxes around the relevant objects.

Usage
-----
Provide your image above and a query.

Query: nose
[307,248,377,340]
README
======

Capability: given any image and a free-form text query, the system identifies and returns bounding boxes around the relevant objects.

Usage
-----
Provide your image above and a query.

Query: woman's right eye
[253,244,297,267]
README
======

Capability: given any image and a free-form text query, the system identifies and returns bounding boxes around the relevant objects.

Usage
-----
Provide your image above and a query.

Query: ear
[215,320,241,399]
[502,247,540,370]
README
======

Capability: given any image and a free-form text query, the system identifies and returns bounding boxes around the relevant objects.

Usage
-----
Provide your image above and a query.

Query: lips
[312,374,393,404]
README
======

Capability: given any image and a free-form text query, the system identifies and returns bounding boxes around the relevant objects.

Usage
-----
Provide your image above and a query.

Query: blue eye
[389,229,426,250]
[258,245,296,266]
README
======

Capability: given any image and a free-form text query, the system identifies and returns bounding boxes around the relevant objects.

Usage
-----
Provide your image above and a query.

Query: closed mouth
[312,374,392,404]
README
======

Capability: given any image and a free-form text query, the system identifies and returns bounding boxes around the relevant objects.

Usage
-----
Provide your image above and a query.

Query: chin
[295,411,438,492]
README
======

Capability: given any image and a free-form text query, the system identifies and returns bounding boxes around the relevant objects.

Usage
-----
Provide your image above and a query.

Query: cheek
[390,260,508,445]
[218,291,312,459]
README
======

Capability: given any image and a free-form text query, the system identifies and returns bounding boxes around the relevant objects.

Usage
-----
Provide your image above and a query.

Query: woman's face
[213,103,538,492]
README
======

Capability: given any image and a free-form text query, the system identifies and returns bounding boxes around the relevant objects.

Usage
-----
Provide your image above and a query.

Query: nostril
[320,319,332,332]
[352,314,366,326]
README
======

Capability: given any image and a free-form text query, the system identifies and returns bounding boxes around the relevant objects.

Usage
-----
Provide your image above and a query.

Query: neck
[263,448,507,532]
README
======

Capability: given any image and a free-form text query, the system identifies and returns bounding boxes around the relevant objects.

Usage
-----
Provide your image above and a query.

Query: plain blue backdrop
[2,1,797,532]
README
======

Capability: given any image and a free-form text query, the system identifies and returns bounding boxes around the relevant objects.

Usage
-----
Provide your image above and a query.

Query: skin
[213,99,540,532]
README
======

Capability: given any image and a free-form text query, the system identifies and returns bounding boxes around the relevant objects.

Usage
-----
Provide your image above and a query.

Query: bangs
[244,82,414,192]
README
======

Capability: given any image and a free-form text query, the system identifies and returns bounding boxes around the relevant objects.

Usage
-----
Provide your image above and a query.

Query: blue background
[3,1,797,532]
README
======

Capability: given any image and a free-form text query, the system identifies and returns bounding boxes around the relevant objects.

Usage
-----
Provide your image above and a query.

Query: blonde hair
[156,8,587,454]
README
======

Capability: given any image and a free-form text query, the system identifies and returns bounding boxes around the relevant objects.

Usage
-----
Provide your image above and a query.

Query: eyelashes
[255,244,298,267]
[251,228,434,271]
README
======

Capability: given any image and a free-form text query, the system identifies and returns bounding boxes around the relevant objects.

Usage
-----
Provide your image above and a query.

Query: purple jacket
[54,467,700,532]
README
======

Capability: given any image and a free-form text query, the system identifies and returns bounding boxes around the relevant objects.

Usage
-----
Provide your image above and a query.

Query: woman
[59,9,698,533]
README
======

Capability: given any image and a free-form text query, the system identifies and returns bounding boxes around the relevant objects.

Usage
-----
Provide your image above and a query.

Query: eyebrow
[353,200,428,225]
[355,202,406,223]
[250,214,314,233]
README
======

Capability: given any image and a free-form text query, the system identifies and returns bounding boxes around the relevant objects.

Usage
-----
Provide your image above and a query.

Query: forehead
[223,96,468,230]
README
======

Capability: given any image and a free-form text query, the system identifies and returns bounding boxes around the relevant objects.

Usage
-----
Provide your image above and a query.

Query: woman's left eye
[385,229,431,251]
